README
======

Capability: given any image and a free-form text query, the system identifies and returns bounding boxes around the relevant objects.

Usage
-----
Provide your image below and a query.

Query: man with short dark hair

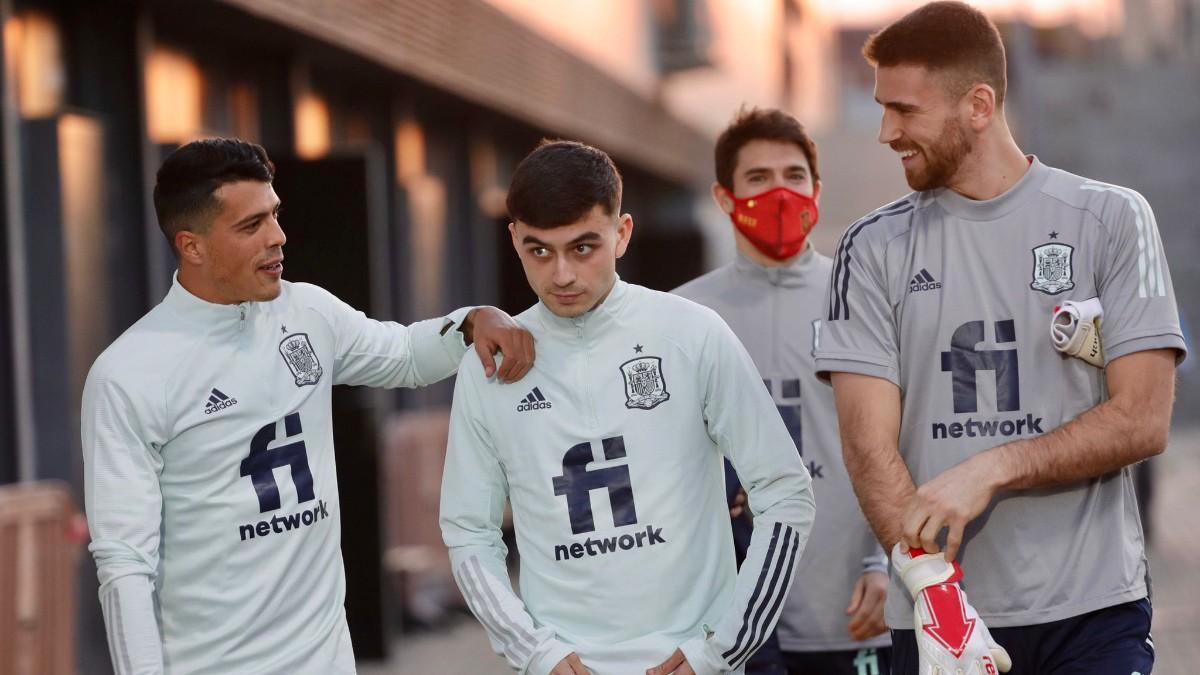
[675,107,891,675]
[82,138,535,673]
[439,140,815,675]
[817,3,1185,674]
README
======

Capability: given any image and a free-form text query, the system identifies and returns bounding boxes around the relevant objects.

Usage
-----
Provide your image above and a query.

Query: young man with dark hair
[440,140,815,675]
[817,2,1185,674]
[82,138,535,674]
[675,108,891,675]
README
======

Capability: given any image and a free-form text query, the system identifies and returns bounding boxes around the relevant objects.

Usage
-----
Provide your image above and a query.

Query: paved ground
[1143,429,1200,674]
[362,428,1200,675]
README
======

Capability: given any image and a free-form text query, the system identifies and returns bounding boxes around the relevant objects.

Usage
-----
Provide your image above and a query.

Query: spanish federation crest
[1030,243,1075,295]
[620,357,670,410]
[279,333,323,386]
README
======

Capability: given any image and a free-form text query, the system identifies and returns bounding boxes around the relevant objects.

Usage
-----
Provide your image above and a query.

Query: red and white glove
[892,544,1012,675]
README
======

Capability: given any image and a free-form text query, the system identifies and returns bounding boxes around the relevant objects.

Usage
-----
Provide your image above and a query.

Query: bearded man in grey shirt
[816,3,1186,674]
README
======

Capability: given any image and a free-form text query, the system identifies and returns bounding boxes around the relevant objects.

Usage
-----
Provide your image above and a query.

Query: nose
[266,214,286,249]
[551,256,575,288]
[878,109,901,145]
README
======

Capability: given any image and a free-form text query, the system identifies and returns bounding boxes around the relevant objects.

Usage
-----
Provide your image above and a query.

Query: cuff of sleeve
[526,638,575,675]
[862,556,889,576]
[813,356,900,388]
[679,635,728,675]
[1103,331,1187,365]
[441,306,475,347]
[411,307,473,375]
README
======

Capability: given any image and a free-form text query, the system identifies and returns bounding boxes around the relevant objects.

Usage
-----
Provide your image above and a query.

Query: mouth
[551,292,583,304]
[894,147,920,167]
[258,258,284,277]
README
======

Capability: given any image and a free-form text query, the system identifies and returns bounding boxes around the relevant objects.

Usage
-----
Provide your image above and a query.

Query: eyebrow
[522,231,602,247]
[234,199,282,227]
[875,97,920,113]
[744,166,808,176]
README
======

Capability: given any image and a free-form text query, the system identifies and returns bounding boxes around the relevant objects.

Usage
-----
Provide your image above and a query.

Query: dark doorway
[271,152,391,660]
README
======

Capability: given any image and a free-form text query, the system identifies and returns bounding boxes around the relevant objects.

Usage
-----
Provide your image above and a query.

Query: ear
[175,229,204,266]
[614,213,634,259]
[812,179,822,204]
[508,222,521,255]
[711,182,735,215]
[966,83,997,132]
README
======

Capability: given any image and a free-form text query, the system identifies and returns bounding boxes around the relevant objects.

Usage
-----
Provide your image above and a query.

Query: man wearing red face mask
[675,108,892,675]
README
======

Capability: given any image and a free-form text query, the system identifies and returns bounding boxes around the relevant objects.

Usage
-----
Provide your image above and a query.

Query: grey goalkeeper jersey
[675,248,889,653]
[816,157,1186,628]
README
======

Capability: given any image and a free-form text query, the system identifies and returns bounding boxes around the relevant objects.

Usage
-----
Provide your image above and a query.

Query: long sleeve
[679,316,816,674]
[862,545,889,576]
[298,283,471,388]
[81,368,166,674]
[439,359,574,674]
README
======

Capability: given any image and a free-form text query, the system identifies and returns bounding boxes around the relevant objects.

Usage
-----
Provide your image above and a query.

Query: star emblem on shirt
[634,344,644,353]
[1049,231,1059,239]
[281,325,288,333]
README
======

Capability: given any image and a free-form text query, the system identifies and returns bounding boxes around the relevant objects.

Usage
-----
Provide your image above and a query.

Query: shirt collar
[931,155,1050,221]
[533,275,630,337]
[733,243,819,288]
[162,272,253,327]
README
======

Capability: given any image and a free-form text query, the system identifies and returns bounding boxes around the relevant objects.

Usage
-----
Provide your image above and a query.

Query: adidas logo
[204,388,238,415]
[909,268,943,293]
[516,387,552,412]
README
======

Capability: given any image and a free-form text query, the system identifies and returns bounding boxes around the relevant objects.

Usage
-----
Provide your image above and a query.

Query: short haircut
[714,107,820,190]
[153,138,275,254]
[506,140,622,228]
[862,1,1007,105]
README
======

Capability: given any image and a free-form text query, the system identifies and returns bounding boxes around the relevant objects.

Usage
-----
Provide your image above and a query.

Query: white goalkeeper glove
[892,544,1011,675]
[1050,297,1104,367]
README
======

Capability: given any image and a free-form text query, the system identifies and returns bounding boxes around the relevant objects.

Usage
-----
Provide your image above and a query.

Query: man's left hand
[902,453,1001,561]
[846,570,889,640]
[461,307,535,383]
[646,648,696,675]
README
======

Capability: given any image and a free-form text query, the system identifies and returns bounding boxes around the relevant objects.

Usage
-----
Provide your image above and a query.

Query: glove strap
[893,544,963,597]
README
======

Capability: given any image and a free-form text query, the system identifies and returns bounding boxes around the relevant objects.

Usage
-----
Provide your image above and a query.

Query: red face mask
[729,187,819,261]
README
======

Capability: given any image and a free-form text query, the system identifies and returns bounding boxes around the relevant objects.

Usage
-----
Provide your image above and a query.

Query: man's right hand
[551,652,590,675]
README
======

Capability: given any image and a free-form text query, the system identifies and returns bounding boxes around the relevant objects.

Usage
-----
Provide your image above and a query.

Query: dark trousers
[780,647,891,675]
[891,599,1153,674]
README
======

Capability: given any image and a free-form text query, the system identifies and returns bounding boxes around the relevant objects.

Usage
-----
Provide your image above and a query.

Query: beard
[903,117,973,191]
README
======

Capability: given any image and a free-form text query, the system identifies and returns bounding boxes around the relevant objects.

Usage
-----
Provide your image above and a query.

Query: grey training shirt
[816,157,1186,628]
[676,248,889,652]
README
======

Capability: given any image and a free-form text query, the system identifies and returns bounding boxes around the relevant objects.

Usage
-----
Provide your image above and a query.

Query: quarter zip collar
[163,272,255,330]
[533,276,631,339]
[733,243,819,288]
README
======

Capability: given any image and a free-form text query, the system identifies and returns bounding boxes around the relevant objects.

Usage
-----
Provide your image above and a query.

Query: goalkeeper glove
[892,544,1012,675]
[1050,297,1104,367]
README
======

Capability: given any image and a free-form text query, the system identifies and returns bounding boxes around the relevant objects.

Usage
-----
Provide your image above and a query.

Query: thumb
[475,339,496,378]
[846,577,866,614]
[646,649,685,675]
[990,645,1013,673]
